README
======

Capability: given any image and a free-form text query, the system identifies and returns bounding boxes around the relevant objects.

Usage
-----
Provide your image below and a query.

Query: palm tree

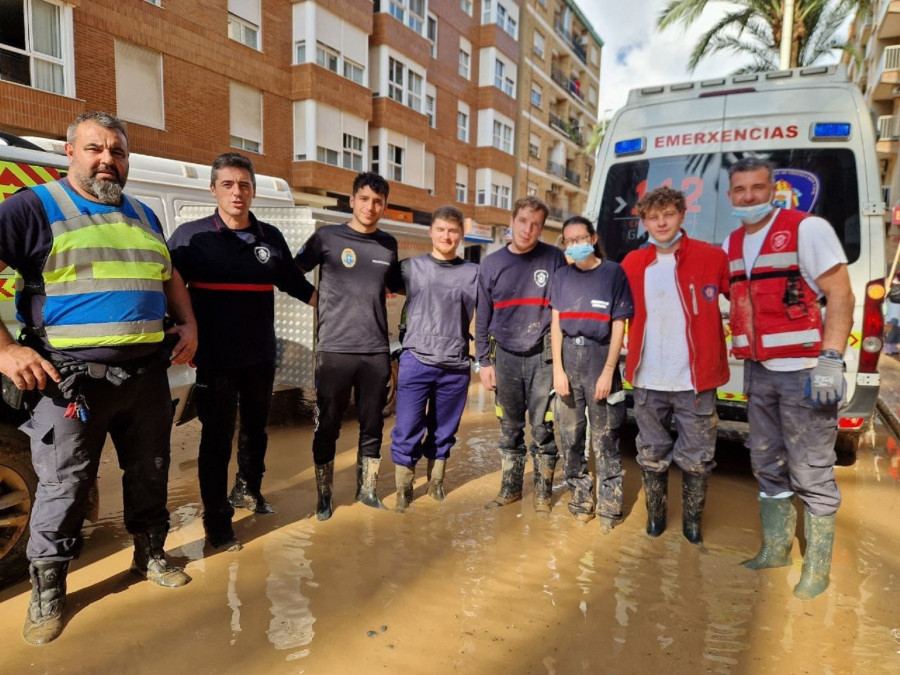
[657,0,869,74]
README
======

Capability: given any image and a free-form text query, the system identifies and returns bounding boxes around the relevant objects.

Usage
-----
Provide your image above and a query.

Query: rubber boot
[793,511,836,600]
[315,461,334,521]
[642,469,668,537]
[742,496,796,569]
[130,525,191,587]
[426,458,446,502]
[395,465,415,513]
[355,456,387,509]
[567,482,595,523]
[203,510,242,552]
[228,473,276,514]
[532,453,557,515]
[485,452,526,509]
[22,560,68,645]
[681,472,708,545]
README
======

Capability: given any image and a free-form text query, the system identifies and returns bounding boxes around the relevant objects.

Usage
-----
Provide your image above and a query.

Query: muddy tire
[834,431,860,467]
[0,426,35,587]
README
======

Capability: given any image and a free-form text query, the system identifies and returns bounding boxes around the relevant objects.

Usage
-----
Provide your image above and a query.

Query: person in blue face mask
[549,216,634,530]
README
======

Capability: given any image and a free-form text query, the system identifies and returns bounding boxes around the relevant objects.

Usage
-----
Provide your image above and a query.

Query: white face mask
[647,230,683,249]
[732,202,774,224]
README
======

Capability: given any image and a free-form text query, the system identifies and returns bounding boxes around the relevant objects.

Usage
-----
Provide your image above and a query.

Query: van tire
[0,427,35,588]
[834,431,860,467]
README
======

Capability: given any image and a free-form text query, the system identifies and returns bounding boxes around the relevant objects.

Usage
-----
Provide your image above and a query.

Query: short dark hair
[512,195,549,225]
[728,156,775,182]
[431,205,464,229]
[67,111,128,146]
[352,172,390,199]
[211,152,256,188]
[562,215,605,259]
[636,186,686,219]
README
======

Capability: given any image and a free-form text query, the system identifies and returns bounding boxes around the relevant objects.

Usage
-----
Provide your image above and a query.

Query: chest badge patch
[341,248,357,268]
[701,284,718,302]
[770,231,791,252]
[534,269,549,288]
[254,246,270,263]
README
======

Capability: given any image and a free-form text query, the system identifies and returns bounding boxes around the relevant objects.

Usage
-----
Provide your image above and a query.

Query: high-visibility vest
[19,181,172,349]
[727,208,822,360]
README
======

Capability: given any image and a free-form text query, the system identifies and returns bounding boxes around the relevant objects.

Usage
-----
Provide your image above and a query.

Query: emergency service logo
[772,169,821,212]
[341,248,357,268]
[534,270,549,287]
[254,246,270,263]
[702,284,718,302]
[770,231,792,251]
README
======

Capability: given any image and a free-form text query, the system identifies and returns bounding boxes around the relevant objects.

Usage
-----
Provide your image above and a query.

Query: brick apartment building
[0,0,601,236]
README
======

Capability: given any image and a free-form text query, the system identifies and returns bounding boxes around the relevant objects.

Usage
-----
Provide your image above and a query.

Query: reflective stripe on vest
[30,181,171,349]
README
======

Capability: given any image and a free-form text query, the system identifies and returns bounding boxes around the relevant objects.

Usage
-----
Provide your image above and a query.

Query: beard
[75,165,125,205]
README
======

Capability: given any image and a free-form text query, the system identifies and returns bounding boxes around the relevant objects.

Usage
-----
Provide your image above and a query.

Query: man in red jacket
[622,186,730,545]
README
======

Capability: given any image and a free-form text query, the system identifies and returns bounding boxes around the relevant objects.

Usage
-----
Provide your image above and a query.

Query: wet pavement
[2,381,900,673]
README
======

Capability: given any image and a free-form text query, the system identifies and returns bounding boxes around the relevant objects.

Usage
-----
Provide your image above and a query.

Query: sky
[572,0,850,117]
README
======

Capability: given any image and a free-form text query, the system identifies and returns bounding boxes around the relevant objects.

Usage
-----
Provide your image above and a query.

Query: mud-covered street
[2,381,900,674]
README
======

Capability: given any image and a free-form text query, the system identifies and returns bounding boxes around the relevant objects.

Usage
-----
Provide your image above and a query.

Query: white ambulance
[584,64,886,459]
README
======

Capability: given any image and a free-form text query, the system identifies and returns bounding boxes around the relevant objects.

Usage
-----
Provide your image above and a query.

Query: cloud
[615,43,643,67]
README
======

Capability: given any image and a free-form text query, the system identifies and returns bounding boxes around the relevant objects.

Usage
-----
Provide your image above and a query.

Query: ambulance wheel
[0,427,35,588]
[834,431,860,467]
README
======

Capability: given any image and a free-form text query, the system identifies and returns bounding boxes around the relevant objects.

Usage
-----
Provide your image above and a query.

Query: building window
[527,181,538,197]
[342,134,364,171]
[389,0,424,33]
[316,42,339,72]
[371,144,379,173]
[459,45,470,79]
[528,134,540,158]
[460,0,472,16]
[456,182,467,202]
[388,57,423,112]
[426,94,436,127]
[533,32,544,59]
[389,0,404,23]
[295,40,305,63]
[457,110,469,142]
[228,14,259,49]
[344,59,364,84]
[115,41,164,129]
[491,183,510,209]
[530,84,542,108]
[230,81,262,153]
[494,59,513,95]
[317,146,338,166]
[427,14,437,59]
[0,0,71,95]
[492,120,512,154]
[388,144,404,182]
[388,57,405,103]
[483,0,517,39]
[407,71,423,112]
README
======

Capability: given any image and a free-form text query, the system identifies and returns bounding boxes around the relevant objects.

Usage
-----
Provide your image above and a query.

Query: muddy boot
[793,511,836,600]
[355,456,387,509]
[681,472,708,545]
[22,560,68,645]
[130,525,191,587]
[203,511,242,552]
[532,453,557,515]
[426,458,446,502]
[228,473,276,514]
[315,461,334,521]
[395,465,415,513]
[642,470,668,537]
[742,496,796,569]
[485,452,526,509]
[567,482,595,523]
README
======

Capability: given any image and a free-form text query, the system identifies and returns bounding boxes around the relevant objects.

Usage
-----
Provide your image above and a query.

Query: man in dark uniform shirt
[295,172,403,520]
[168,153,316,550]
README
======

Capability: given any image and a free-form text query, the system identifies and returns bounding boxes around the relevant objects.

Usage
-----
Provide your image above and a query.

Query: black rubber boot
[395,465,415,513]
[228,473,275,514]
[426,458,446,502]
[315,461,334,521]
[742,496,796,569]
[485,452,526,509]
[681,472,708,545]
[22,560,68,645]
[642,469,668,537]
[793,511,835,600]
[532,453,558,515]
[355,456,387,509]
[130,525,191,587]
[203,510,242,552]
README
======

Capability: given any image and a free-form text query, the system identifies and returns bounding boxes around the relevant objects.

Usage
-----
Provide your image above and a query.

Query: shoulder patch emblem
[341,248,357,268]
[254,246,270,263]
[534,269,549,288]
[701,284,718,302]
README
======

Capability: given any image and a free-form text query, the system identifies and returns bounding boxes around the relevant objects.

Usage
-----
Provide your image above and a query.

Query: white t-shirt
[722,210,847,372]
[633,252,693,390]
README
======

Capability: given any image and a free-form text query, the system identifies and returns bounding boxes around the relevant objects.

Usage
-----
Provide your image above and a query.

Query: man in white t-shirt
[724,157,854,600]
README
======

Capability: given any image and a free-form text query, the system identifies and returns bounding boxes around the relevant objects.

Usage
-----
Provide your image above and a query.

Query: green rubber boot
[793,511,835,600]
[395,465,415,513]
[742,496,796,569]
[426,459,446,502]
[355,456,387,509]
[485,452,526,509]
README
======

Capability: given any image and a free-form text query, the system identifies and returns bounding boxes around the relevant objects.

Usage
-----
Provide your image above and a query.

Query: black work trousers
[312,351,391,466]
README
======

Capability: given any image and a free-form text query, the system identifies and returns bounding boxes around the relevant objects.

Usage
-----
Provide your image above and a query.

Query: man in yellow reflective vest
[0,111,198,645]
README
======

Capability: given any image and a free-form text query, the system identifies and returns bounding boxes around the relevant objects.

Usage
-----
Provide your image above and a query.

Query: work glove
[804,352,846,408]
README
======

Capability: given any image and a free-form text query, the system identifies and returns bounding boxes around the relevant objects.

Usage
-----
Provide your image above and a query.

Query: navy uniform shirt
[549,260,634,343]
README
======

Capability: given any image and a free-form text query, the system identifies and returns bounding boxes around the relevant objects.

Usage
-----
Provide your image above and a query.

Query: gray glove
[804,352,846,408]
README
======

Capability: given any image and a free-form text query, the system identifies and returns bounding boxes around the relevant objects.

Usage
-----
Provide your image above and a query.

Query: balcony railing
[883,44,900,71]
[568,78,584,101]
[554,20,588,64]
[551,64,568,89]
[564,168,580,186]
[547,160,566,177]
[878,114,900,140]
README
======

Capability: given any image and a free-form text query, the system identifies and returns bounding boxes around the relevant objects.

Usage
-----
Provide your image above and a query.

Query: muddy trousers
[555,338,625,519]
[633,388,718,475]
[390,350,470,468]
[195,364,275,532]
[493,344,557,458]
[745,360,840,516]
[22,363,173,561]
[312,351,391,466]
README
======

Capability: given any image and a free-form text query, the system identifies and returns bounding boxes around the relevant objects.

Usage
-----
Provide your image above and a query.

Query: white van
[584,64,886,459]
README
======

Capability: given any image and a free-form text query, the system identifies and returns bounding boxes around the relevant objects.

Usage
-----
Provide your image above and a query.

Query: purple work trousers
[390,350,471,468]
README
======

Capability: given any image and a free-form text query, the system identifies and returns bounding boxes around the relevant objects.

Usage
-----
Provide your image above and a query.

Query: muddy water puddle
[2,385,900,673]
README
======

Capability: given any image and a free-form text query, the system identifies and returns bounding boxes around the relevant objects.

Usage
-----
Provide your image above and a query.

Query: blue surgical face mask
[566,243,594,262]
[732,202,774,224]
[647,230,683,249]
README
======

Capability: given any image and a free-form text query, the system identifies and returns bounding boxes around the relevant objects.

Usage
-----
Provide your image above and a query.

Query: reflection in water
[699,544,752,671]
[227,560,242,644]
[264,524,316,660]
[576,550,595,621]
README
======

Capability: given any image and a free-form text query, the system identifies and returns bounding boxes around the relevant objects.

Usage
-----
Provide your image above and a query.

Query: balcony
[547,160,566,177]
[877,0,900,40]
[553,20,588,64]
[548,111,584,145]
[564,168,580,186]
[551,64,568,89]
[877,114,900,158]
[568,77,584,101]
[872,45,900,101]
